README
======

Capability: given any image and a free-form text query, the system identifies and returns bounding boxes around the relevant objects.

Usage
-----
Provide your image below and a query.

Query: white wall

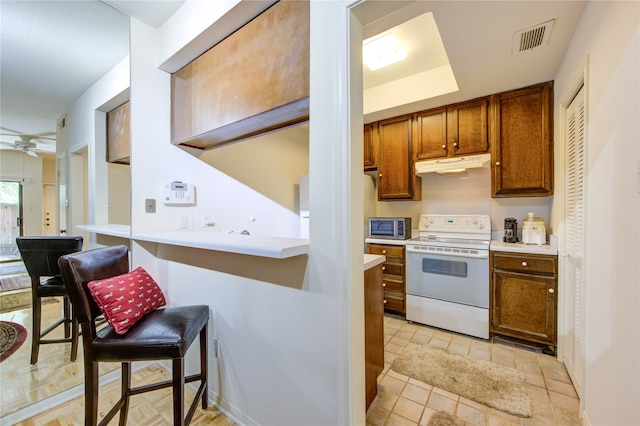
[127,1,347,422]
[372,169,553,241]
[199,125,309,218]
[58,57,130,240]
[107,163,130,225]
[553,1,639,424]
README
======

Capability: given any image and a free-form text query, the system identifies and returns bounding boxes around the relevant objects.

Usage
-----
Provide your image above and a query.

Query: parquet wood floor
[15,364,235,425]
[0,296,119,416]
[0,295,234,425]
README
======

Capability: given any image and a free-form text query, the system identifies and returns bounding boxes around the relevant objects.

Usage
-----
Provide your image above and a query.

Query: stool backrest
[16,236,83,278]
[58,245,129,325]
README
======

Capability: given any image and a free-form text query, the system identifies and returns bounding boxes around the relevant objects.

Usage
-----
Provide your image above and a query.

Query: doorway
[43,183,57,236]
[561,83,586,398]
[0,180,23,262]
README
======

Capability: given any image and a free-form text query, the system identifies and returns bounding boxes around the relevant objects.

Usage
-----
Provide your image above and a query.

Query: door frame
[0,179,23,262]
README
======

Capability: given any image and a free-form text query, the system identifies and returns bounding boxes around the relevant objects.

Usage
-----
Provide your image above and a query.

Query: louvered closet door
[563,85,585,397]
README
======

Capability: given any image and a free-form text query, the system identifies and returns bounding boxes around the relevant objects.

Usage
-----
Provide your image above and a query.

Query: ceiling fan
[0,132,55,157]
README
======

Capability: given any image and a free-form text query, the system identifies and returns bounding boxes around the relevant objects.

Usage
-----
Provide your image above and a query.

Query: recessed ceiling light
[363,33,407,71]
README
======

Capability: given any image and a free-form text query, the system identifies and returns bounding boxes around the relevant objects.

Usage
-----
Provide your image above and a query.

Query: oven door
[406,247,489,308]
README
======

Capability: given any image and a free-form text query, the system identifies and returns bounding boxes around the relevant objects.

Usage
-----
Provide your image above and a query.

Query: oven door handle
[406,245,489,259]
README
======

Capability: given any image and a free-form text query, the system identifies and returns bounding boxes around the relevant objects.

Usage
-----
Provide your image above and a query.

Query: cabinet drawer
[493,253,557,275]
[383,291,405,313]
[382,275,404,292]
[381,262,404,276]
[367,244,404,258]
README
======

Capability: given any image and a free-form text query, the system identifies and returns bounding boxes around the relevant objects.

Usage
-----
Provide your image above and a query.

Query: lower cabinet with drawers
[366,242,406,316]
[490,251,558,347]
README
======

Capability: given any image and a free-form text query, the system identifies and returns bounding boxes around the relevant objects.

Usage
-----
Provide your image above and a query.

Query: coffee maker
[503,218,519,243]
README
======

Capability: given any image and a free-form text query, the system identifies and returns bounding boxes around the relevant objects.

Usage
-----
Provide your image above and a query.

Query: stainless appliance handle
[406,244,489,259]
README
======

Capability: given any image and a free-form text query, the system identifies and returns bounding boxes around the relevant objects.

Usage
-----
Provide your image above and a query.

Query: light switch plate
[145,199,156,213]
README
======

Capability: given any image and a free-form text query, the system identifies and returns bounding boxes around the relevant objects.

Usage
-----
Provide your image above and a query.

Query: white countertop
[132,231,309,259]
[490,240,558,255]
[76,225,309,259]
[364,254,385,270]
[76,224,131,238]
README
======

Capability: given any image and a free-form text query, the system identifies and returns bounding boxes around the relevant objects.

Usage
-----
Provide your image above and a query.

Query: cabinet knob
[549,288,555,294]
[521,261,528,267]
[453,142,458,147]
[442,144,446,149]
[496,161,501,166]
[382,250,387,254]
[383,299,387,304]
[379,173,383,178]
[382,283,387,287]
[382,266,386,271]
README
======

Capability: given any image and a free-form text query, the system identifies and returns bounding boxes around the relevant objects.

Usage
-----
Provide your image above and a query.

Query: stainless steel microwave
[368,217,412,240]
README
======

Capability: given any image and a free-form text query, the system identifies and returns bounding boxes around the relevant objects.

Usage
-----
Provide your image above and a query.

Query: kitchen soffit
[357,1,587,124]
[363,11,458,116]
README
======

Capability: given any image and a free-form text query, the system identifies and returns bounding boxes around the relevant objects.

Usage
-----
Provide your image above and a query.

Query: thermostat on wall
[163,181,195,205]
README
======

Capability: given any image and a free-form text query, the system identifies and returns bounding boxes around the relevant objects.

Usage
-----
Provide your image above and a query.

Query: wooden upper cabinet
[364,122,379,170]
[378,115,421,201]
[491,81,554,197]
[107,101,130,164]
[171,1,309,150]
[414,97,489,161]
[414,108,447,160]
[447,97,489,156]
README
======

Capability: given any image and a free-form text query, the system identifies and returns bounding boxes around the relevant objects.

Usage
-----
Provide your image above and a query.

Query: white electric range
[405,214,491,339]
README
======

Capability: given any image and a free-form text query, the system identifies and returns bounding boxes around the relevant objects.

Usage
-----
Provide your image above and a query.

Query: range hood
[415,153,491,175]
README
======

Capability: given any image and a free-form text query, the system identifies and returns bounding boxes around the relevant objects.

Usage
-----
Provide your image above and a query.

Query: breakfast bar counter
[76,225,309,259]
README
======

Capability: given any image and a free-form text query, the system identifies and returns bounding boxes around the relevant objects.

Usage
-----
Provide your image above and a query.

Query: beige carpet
[391,342,532,418]
[428,411,465,426]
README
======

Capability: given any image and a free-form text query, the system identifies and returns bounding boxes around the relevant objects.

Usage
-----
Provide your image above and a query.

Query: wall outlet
[202,215,215,227]
[178,215,188,229]
[212,338,219,358]
[145,199,156,213]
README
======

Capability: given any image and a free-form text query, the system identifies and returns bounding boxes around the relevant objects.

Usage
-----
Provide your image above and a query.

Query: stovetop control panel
[418,214,491,237]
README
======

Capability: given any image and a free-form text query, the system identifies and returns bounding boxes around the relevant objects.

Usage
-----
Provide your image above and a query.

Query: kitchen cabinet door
[414,98,489,161]
[490,252,557,347]
[364,122,379,170]
[491,81,554,197]
[414,107,447,160]
[378,115,421,201]
[447,97,489,156]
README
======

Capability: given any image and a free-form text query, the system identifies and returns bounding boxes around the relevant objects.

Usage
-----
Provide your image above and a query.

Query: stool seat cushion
[91,305,209,362]
[36,276,68,296]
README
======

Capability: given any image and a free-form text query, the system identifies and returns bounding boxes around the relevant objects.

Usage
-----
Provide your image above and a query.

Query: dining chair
[16,236,83,364]
[58,245,208,426]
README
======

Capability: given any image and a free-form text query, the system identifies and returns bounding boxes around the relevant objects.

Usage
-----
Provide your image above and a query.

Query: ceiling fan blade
[26,149,38,157]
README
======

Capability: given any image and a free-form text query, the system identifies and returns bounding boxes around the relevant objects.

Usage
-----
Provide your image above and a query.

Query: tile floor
[366,315,582,426]
[2,288,580,425]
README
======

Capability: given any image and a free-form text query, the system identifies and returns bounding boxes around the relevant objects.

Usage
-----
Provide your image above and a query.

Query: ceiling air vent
[512,19,555,54]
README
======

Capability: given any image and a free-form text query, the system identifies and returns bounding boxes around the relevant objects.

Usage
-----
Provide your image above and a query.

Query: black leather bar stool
[58,245,208,426]
[16,236,83,364]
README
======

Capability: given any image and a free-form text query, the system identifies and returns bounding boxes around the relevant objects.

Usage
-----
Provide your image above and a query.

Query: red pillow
[87,267,166,335]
